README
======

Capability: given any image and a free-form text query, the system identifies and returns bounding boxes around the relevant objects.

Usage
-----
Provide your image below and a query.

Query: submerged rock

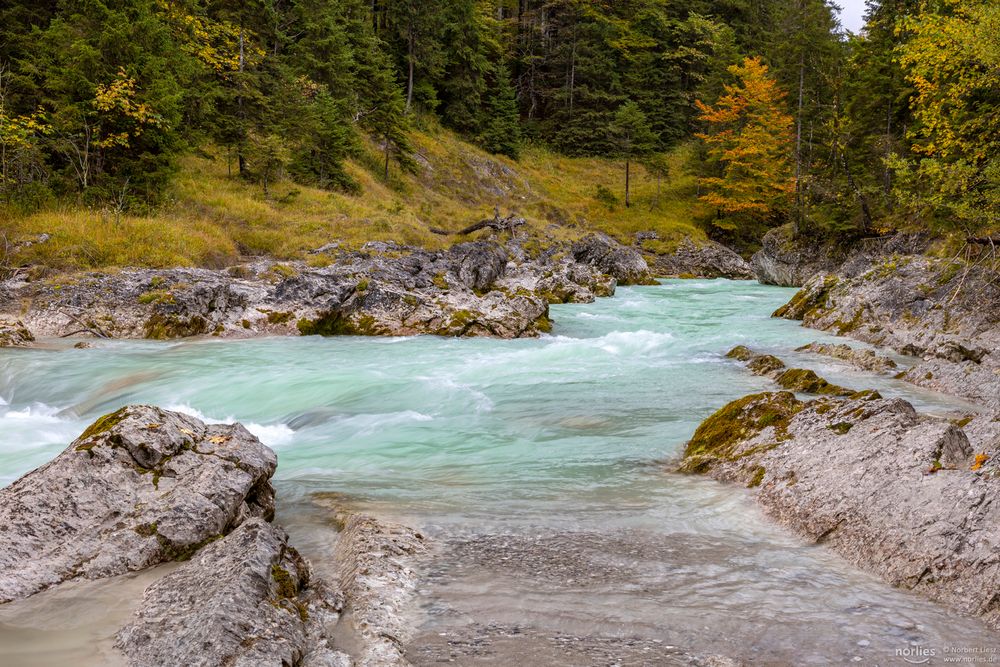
[0,317,34,347]
[724,345,855,395]
[678,391,1000,629]
[571,233,655,286]
[650,237,753,280]
[116,518,345,667]
[0,406,276,603]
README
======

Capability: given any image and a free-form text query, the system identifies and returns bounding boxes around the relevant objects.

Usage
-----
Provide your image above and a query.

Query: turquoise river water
[0,280,997,666]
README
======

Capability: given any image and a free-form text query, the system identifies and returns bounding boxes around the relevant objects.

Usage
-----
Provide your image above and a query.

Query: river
[0,279,995,665]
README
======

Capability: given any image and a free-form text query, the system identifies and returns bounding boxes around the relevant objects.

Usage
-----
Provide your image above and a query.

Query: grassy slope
[3,125,707,272]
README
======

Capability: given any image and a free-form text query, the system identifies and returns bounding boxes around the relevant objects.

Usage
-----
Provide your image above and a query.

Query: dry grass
[2,126,707,271]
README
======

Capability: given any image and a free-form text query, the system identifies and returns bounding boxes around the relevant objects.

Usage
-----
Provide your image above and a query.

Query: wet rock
[651,238,753,280]
[678,391,1000,629]
[331,514,427,667]
[572,233,654,285]
[116,518,345,667]
[796,342,897,373]
[0,317,34,347]
[775,256,1000,408]
[0,406,277,603]
[725,345,854,395]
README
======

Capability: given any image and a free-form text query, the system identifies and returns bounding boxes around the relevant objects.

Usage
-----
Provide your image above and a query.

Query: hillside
[1,127,706,273]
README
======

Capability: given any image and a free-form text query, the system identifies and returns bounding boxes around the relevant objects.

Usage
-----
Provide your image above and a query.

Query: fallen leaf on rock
[971,453,990,471]
[208,435,230,445]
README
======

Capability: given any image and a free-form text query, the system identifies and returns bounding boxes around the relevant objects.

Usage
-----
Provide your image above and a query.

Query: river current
[0,280,996,665]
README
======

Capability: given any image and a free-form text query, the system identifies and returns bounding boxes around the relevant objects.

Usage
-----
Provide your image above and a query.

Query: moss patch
[725,345,754,361]
[77,407,129,442]
[297,311,378,336]
[681,391,803,473]
[828,422,854,435]
[144,314,209,340]
[747,465,766,488]
[773,275,839,320]
[776,368,853,396]
[747,354,786,376]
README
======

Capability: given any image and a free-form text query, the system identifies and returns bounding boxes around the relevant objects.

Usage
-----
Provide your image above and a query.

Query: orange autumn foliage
[695,57,794,222]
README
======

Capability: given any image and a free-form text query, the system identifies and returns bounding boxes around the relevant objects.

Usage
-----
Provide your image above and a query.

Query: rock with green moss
[677,389,1000,630]
[116,518,347,667]
[0,317,34,347]
[775,368,854,396]
[0,405,277,603]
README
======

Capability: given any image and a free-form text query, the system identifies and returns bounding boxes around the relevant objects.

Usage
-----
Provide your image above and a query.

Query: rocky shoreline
[0,233,657,343]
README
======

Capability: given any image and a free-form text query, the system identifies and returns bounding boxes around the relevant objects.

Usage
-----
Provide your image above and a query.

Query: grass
[2,124,708,272]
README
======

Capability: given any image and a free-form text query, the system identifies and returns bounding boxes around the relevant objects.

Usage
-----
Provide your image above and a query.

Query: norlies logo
[897,646,936,664]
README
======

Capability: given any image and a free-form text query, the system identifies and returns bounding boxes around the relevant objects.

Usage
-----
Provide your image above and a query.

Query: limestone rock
[0,406,277,603]
[572,233,654,285]
[679,391,1000,629]
[650,238,753,280]
[331,514,427,667]
[116,518,344,667]
[0,317,34,347]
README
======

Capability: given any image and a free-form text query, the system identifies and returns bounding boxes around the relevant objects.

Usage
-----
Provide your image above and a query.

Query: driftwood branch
[61,310,111,339]
[431,206,526,236]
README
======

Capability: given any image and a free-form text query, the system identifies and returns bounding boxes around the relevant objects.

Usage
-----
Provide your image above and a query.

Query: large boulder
[751,225,846,287]
[572,233,654,286]
[445,241,508,292]
[0,406,277,603]
[116,518,346,667]
[651,238,753,279]
[679,391,1000,629]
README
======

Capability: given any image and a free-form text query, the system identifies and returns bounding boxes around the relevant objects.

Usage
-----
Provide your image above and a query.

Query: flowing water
[0,280,996,665]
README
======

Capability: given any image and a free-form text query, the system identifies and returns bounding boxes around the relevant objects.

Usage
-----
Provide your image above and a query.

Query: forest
[1,0,998,249]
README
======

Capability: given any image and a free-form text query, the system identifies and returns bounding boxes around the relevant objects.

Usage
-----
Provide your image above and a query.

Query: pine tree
[612,101,656,208]
[479,62,521,159]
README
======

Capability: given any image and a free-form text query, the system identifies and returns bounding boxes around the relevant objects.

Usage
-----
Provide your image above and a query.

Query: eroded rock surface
[116,518,346,667]
[796,341,898,373]
[572,233,655,285]
[331,514,428,667]
[775,256,1000,407]
[0,406,276,603]
[0,238,627,341]
[678,391,1000,629]
[651,237,753,280]
[0,317,34,347]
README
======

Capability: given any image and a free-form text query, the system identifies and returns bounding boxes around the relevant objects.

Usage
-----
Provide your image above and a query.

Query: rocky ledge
[0,406,437,666]
[0,316,34,347]
[650,237,754,280]
[0,405,276,603]
[775,254,1000,408]
[0,235,649,342]
[678,389,1000,630]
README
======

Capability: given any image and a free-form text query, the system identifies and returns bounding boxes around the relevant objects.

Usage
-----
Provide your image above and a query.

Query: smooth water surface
[1,280,995,665]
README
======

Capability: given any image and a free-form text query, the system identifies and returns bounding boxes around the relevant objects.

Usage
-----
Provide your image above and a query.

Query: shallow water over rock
[1,280,996,665]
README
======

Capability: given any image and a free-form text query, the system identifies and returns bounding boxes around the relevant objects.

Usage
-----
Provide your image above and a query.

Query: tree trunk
[237,23,247,176]
[625,159,631,208]
[406,26,415,112]
[794,54,805,235]
[384,137,391,179]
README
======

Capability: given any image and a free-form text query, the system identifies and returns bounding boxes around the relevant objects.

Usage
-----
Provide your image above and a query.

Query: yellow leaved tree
[695,57,795,231]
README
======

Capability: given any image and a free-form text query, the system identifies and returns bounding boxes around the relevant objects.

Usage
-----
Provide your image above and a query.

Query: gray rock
[572,233,654,285]
[331,514,427,667]
[679,391,1000,629]
[0,317,34,347]
[775,256,1000,408]
[796,341,898,373]
[651,238,753,280]
[751,225,847,287]
[0,240,564,341]
[116,518,344,667]
[0,405,276,603]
